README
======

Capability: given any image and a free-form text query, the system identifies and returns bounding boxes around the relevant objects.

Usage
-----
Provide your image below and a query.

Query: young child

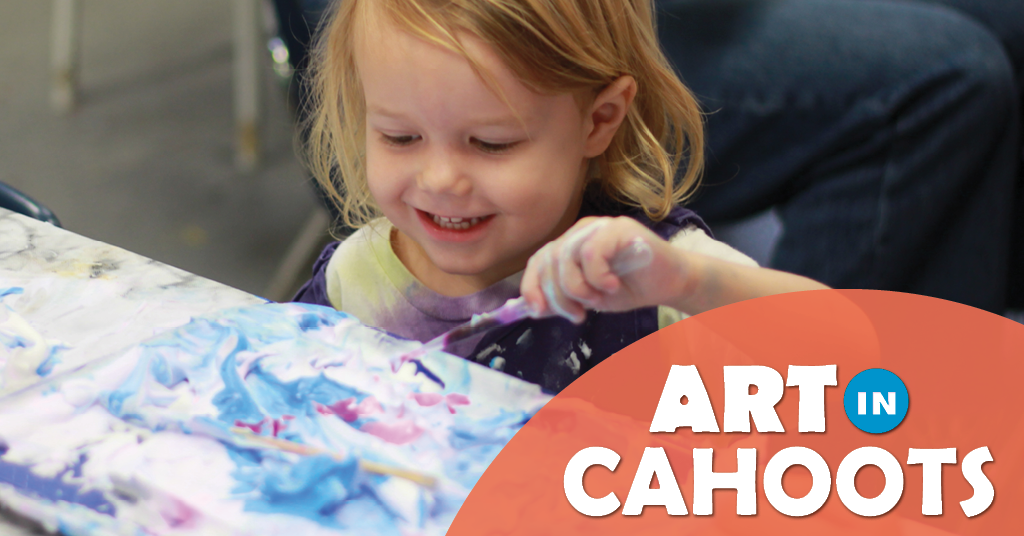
[293,0,827,393]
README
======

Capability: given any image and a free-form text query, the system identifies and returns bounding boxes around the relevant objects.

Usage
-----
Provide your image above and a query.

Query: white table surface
[0,209,265,374]
[0,208,266,533]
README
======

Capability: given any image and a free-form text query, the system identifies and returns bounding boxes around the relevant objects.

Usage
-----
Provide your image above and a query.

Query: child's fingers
[557,252,603,306]
[539,244,587,323]
[577,217,651,292]
[558,219,614,295]
[521,247,548,316]
[578,236,620,294]
[560,219,608,261]
[523,217,649,323]
[609,238,654,275]
[557,228,605,305]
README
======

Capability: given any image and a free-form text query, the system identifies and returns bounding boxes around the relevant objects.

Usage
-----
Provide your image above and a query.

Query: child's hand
[520,217,693,323]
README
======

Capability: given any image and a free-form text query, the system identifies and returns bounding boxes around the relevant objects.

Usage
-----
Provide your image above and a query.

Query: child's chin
[427,253,497,277]
[433,259,490,276]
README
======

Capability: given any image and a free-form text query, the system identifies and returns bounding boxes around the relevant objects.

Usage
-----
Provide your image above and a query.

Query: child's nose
[416,149,471,196]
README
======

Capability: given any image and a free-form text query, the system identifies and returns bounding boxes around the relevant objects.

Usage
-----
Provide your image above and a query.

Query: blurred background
[0,1,319,296]
[1,1,1019,321]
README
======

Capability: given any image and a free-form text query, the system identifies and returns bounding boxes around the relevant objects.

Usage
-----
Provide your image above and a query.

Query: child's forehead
[355,18,536,104]
[349,1,594,123]
[358,43,539,126]
[352,3,481,64]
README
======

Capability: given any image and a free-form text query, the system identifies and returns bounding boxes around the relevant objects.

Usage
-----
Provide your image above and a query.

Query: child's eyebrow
[467,116,527,129]
[365,106,411,120]
[367,105,529,130]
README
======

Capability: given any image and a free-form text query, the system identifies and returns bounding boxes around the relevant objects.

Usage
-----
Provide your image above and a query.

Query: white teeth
[429,213,486,230]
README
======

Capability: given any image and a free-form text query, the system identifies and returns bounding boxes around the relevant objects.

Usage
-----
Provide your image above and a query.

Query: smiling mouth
[427,212,492,230]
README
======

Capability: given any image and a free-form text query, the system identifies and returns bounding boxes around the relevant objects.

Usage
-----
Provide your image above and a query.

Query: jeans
[657,0,1022,312]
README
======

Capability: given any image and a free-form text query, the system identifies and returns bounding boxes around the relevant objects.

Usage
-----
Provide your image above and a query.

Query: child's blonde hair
[304,0,704,229]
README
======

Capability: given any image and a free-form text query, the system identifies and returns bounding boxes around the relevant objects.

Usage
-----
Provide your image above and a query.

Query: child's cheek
[364,150,400,202]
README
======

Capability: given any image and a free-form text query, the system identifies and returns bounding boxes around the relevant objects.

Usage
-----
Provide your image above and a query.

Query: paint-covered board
[0,209,265,385]
[0,301,550,535]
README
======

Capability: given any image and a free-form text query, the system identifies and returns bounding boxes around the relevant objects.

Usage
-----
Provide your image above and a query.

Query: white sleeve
[657,224,759,328]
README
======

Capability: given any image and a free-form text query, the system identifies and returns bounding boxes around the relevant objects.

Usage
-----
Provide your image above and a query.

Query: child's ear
[583,75,637,157]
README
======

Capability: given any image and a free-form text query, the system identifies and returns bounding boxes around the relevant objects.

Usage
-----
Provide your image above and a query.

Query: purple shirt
[294,199,709,393]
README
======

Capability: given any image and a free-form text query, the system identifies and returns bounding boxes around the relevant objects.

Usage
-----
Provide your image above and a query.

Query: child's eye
[472,138,519,154]
[381,134,420,147]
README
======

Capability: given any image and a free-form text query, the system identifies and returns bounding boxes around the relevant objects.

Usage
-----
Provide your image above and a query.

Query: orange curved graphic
[450,290,1022,535]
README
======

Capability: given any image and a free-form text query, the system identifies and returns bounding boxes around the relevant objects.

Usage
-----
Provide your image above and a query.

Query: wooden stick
[228,427,438,489]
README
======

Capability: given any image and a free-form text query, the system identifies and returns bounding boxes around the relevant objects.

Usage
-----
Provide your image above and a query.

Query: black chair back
[0,182,61,227]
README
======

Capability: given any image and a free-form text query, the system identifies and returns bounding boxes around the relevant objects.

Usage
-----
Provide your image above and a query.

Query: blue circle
[843,369,909,433]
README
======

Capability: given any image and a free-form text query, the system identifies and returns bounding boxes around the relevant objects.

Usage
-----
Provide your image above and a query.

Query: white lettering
[564,447,621,516]
[836,446,904,516]
[960,447,995,517]
[622,447,688,515]
[692,448,757,515]
[723,366,784,433]
[785,365,836,432]
[649,365,720,433]
[764,447,832,516]
[907,448,956,515]
[873,392,896,415]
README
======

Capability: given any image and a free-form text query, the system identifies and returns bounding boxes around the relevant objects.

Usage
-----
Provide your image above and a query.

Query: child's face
[356,20,595,293]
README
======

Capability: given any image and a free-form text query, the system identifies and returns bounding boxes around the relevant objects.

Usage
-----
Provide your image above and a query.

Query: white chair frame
[49,0,266,171]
